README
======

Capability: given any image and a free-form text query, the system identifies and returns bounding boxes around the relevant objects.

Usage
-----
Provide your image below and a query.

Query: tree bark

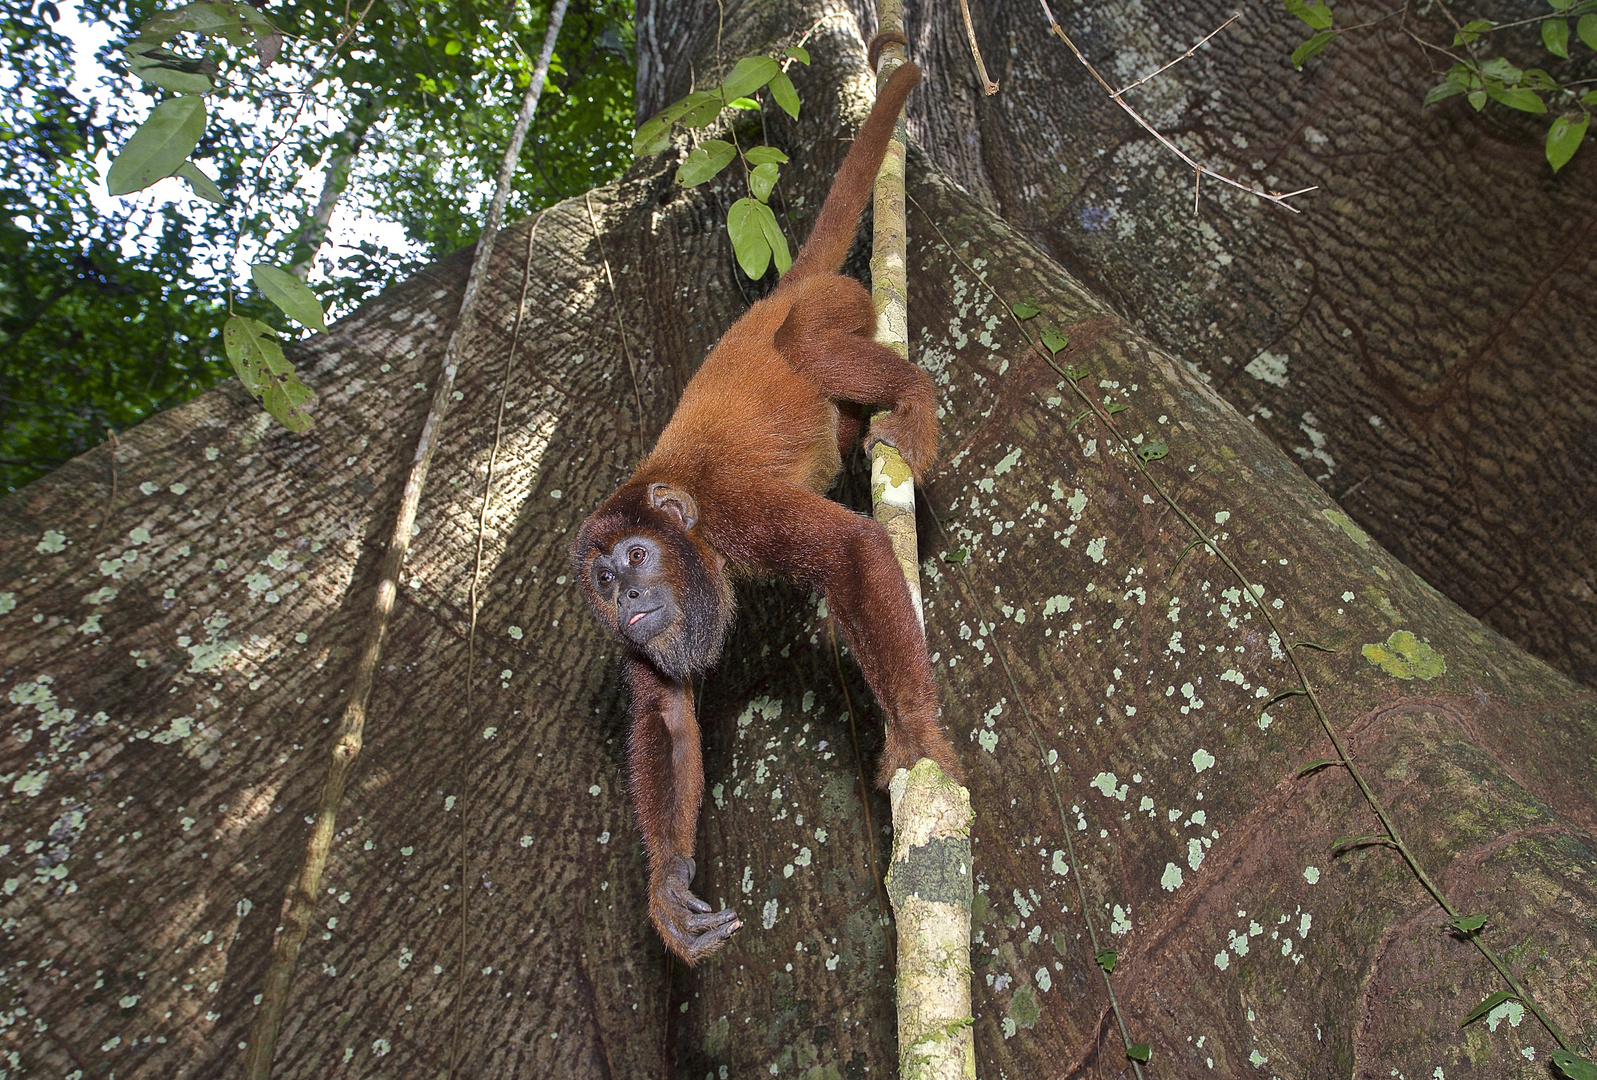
[1,2,1593,1079]
[900,0,1597,688]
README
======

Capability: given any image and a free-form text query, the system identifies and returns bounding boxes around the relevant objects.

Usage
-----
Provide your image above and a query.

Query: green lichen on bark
[1362,630,1446,680]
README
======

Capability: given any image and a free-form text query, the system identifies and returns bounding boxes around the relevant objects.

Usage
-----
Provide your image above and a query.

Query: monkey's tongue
[628,612,648,626]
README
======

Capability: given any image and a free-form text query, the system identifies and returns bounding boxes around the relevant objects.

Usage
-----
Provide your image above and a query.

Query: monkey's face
[573,489,734,680]
[588,534,682,652]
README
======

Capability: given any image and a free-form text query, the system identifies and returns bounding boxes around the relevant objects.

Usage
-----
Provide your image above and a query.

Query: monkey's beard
[637,541,735,681]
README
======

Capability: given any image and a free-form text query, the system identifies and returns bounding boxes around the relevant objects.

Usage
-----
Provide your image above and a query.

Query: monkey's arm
[719,489,962,787]
[625,657,741,963]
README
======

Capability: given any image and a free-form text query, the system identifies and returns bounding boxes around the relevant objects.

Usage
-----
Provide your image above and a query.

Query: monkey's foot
[650,855,741,964]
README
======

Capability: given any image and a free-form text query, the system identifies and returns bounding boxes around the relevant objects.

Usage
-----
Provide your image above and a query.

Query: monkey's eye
[627,546,647,566]
[597,569,616,585]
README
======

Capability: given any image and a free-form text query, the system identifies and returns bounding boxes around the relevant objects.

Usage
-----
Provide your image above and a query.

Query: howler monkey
[573,58,961,964]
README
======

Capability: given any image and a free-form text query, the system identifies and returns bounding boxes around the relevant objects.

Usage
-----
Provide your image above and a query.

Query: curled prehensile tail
[780,60,921,286]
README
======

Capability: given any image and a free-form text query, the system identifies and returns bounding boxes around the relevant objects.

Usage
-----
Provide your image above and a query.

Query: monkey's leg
[625,657,741,963]
[735,488,962,787]
[775,275,939,481]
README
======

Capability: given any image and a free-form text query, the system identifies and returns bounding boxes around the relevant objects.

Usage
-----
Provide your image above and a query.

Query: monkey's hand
[879,718,966,788]
[649,855,741,964]
[864,399,939,485]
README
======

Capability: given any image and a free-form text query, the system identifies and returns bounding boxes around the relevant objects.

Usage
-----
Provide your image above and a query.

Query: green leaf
[133,2,246,46]
[1447,913,1488,935]
[1543,18,1571,56]
[124,45,216,93]
[1424,80,1466,106]
[1062,363,1090,381]
[1468,89,1488,111]
[727,197,772,279]
[749,161,780,202]
[1547,111,1590,170]
[1551,1050,1597,1080]
[1296,758,1344,777]
[1127,1043,1152,1063]
[681,94,728,130]
[768,70,800,120]
[721,56,781,100]
[234,2,275,41]
[223,316,315,432]
[131,8,195,44]
[944,548,969,564]
[1461,990,1518,1028]
[251,264,326,331]
[1551,0,1574,8]
[745,146,789,165]
[755,200,791,275]
[1454,19,1495,44]
[143,0,266,47]
[107,96,207,196]
[666,90,719,121]
[1521,67,1560,91]
[1264,688,1309,707]
[634,91,721,154]
[1094,949,1117,973]
[1480,57,1523,84]
[1580,12,1597,48]
[676,140,737,187]
[174,160,224,203]
[1284,0,1334,30]
[1012,299,1040,320]
[1487,84,1547,113]
[444,38,462,55]
[633,117,671,157]
[784,46,810,64]
[1136,440,1169,462]
[1291,31,1336,69]
[1104,402,1129,415]
[727,96,760,110]
[1066,409,1092,431]
[1332,834,1395,854]
[1040,327,1069,354]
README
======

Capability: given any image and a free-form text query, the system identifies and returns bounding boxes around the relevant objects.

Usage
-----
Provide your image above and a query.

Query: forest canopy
[1,0,634,491]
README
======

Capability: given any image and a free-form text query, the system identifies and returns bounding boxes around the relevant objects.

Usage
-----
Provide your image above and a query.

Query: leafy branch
[631,44,815,279]
[1287,0,1597,171]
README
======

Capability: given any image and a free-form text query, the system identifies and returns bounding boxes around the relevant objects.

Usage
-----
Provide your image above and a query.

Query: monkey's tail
[781,59,921,284]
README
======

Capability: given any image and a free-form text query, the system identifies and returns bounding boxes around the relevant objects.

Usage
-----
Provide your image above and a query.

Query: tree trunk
[1,2,1593,1079]
[901,0,1597,688]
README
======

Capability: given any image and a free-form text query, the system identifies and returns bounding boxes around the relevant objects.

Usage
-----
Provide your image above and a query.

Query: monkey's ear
[649,483,699,531]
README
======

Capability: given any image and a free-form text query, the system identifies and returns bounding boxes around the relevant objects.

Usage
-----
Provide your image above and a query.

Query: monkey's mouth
[620,605,666,643]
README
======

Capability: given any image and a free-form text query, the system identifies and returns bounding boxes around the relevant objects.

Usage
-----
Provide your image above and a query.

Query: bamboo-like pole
[868,10,977,1078]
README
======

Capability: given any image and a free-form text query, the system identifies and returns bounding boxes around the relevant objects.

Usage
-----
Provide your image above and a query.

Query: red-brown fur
[573,59,960,964]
